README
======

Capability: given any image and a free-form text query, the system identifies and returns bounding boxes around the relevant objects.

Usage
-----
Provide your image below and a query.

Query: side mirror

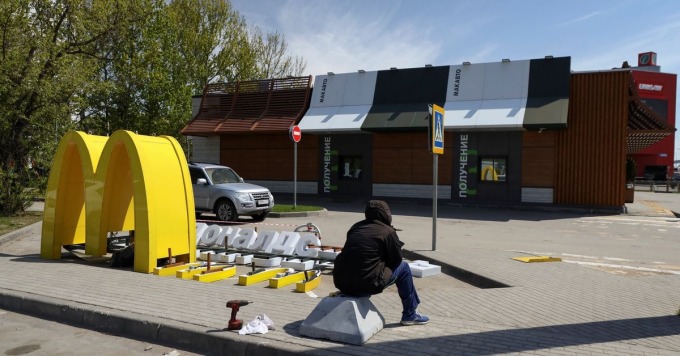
[197,178,207,185]
[239,177,244,183]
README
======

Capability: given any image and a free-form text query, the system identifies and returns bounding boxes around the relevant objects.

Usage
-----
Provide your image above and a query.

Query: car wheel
[252,211,269,222]
[215,200,237,222]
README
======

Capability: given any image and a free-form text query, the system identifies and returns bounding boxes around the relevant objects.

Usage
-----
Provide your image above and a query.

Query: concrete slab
[299,296,384,345]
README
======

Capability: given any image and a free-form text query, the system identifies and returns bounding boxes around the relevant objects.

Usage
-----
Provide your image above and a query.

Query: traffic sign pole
[429,104,444,251]
[289,125,302,208]
[294,142,297,208]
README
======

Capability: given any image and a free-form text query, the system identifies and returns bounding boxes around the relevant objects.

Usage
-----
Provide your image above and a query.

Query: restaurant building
[182,54,676,211]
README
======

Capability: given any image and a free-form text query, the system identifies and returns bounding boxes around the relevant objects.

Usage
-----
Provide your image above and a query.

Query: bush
[0,168,35,216]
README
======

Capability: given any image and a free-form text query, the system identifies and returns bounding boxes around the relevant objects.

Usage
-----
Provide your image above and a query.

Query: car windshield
[206,167,241,184]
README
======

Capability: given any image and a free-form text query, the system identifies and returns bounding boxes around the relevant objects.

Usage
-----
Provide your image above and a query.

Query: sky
[231,0,680,156]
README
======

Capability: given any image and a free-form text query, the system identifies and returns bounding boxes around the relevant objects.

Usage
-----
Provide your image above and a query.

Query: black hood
[364,200,392,226]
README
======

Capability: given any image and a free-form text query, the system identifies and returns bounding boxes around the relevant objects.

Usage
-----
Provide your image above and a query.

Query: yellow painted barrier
[268,271,306,289]
[193,266,237,283]
[41,130,196,273]
[177,267,208,279]
[512,256,562,263]
[296,275,321,293]
[238,268,289,286]
[153,263,201,276]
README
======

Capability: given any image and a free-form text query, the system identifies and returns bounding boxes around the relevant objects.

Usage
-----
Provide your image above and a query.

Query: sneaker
[400,311,429,326]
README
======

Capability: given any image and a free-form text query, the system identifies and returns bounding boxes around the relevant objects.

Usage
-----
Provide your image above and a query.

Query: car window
[189,168,206,184]
[206,167,241,184]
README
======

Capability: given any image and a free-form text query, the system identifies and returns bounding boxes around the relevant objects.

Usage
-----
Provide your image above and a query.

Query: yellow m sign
[41,130,196,273]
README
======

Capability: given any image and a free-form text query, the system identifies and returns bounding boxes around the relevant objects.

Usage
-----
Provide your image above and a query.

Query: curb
[268,209,328,218]
[0,221,42,247]
[0,290,311,356]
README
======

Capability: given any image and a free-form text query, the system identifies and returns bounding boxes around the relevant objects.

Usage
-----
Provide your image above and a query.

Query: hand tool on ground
[226,300,253,330]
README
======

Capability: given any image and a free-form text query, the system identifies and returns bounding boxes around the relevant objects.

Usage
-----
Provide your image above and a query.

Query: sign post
[429,104,444,251]
[289,125,302,208]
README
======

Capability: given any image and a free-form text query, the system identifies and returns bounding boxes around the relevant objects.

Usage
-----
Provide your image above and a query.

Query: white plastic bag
[238,314,275,335]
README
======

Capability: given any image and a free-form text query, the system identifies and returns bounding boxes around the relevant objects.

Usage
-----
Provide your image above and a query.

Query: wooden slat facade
[521,131,555,188]
[219,134,318,181]
[373,133,453,185]
[554,71,628,207]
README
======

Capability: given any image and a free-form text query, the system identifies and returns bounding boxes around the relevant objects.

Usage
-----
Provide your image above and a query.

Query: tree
[0,0,307,215]
[251,28,307,79]
[0,0,131,214]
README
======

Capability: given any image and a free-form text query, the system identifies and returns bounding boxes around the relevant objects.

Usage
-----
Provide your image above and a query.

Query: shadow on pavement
[295,315,680,354]
[278,194,614,223]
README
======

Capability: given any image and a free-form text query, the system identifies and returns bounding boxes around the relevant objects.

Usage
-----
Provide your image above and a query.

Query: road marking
[561,260,680,275]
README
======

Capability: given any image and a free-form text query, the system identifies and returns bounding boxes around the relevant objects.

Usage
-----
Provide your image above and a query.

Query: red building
[630,52,678,179]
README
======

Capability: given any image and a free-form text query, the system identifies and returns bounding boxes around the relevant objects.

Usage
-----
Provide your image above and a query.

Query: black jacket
[333,200,404,296]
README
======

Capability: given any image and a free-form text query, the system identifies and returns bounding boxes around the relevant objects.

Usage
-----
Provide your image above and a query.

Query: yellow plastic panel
[296,275,321,293]
[177,267,208,279]
[238,268,289,286]
[41,131,108,259]
[85,130,196,273]
[268,271,306,289]
[193,266,237,283]
[512,256,562,263]
[153,263,200,276]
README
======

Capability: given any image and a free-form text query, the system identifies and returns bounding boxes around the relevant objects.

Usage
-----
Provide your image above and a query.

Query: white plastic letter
[295,233,321,257]
[269,231,300,255]
[200,225,222,246]
[232,228,257,249]
[248,230,280,252]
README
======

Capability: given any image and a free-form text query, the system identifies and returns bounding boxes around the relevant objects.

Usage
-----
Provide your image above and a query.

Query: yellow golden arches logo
[41,130,196,273]
[481,166,499,181]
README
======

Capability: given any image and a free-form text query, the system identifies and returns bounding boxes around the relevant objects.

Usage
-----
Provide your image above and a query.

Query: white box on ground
[408,260,441,278]
[218,252,240,263]
[318,250,339,260]
[253,257,282,267]
[235,254,253,264]
[281,259,315,271]
[199,250,214,260]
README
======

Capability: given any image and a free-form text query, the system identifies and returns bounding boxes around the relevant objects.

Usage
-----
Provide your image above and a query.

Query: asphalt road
[0,309,200,356]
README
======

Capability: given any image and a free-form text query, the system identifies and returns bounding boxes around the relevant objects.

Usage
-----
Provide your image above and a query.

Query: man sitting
[332,200,429,325]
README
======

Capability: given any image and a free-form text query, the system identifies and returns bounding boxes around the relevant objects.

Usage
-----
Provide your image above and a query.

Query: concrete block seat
[299,294,385,345]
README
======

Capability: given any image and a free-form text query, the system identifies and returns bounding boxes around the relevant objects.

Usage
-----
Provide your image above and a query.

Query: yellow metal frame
[268,271,306,289]
[41,130,196,273]
[153,263,201,276]
[193,266,237,283]
[296,275,321,293]
[238,268,289,286]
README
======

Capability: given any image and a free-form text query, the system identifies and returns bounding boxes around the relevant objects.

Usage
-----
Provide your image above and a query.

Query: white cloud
[559,11,602,26]
[274,1,441,76]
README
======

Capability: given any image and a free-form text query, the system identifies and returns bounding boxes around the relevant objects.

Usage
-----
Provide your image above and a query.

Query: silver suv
[189,162,274,221]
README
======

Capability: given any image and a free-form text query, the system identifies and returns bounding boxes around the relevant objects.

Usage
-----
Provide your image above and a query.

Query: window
[206,167,241,184]
[340,156,363,179]
[189,168,206,184]
[480,157,506,182]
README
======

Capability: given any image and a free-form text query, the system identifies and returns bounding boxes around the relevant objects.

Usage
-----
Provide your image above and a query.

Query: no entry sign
[290,125,302,143]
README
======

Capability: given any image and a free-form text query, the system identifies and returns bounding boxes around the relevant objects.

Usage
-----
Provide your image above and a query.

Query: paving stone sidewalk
[1,194,680,355]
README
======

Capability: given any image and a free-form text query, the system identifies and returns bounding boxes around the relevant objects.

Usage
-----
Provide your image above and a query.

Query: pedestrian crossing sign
[430,104,444,154]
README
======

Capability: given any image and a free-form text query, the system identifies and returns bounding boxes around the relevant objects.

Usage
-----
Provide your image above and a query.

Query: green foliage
[272,204,324,213]
[0,168,35,216]
[0,0,306,215]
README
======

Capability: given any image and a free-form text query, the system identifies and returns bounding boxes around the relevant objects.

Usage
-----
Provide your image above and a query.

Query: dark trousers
[386,261,420,318]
